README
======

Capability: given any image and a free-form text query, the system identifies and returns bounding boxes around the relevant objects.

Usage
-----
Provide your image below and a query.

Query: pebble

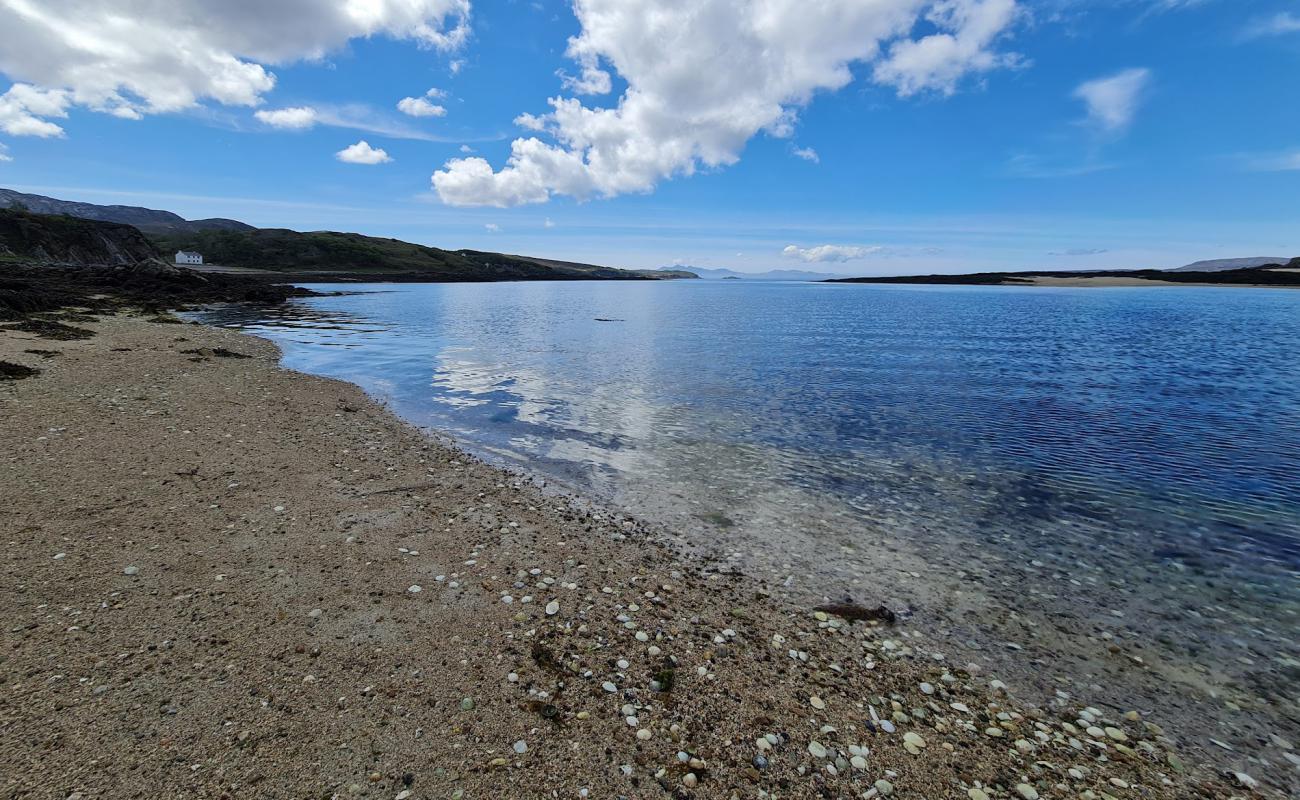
[407,585,422,593]
[808,741,828,759]
[459,697,475,711]
[545,600,559,616]
[810,695,826,710]
[513,740,527,754]
[123,566,139,576]
[968,790,989,800]
[874,779,894,795]
[902,732,926,754]
[1015,784,1039,800]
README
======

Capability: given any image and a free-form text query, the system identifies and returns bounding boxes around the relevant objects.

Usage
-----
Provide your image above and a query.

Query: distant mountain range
[1170,257,1289,272]
[0,188,253,235]
[658,265,839,281]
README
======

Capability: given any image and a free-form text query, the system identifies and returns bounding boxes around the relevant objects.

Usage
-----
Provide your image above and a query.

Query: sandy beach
[0,311,1271,799]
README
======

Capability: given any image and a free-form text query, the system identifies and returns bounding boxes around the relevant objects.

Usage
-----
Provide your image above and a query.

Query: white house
[175,250,203,266]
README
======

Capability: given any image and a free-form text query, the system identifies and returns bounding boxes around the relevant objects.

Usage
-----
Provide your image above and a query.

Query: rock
[513,740,527,754]
[808,741,828,759]
[545,600,559,615]
[810,695,826,710]
[123,566,139,576]
[902,732,926,754]
[968,790,989,800]
[407,585,422,593]
[1015,784,1039,800]
[459,697,475,711]
[874,779,894,795]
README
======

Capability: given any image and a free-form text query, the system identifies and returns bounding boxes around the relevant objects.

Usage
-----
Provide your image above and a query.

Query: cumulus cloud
[1074,68,1151,133]
[0,0,470,136]
[432,0,1022,207]
[0,84,71,137]
[792,146,819,163]
[336,140,392,164]
[783,244,884,263]
[255,106,318,129]
[873,0,1022,97]
[398,89,448,117]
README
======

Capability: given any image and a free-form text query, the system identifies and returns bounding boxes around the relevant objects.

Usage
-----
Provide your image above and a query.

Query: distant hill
[827,265,1300,287]
[1170,257,1288,272]
[148,228,681,281]
[659,265,838,281]
[0,206,160,266]
[1,187,685,282]
[0,188,253,235]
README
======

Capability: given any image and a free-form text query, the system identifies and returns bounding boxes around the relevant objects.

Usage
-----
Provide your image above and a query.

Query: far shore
[0,304,1259,798]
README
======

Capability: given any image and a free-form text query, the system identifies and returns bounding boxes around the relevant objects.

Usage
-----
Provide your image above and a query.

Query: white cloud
[398,89,448,117]
[255,106,318,129]
[1048,247,1108,256]
[1243,149,1300,172]
[484,222,501,232]
[0,142,11,162]
[792,146,819,163]
[460,144,475,153]
[336,140,392,165]
[0,0,470,136]
[432,0,1022,207]
[873,0,1023,97]
[543,217,556,228]
[1240,12,1300,40]
[0,84,70,137]
[1073,68,1150,133]
[783,244,884,263]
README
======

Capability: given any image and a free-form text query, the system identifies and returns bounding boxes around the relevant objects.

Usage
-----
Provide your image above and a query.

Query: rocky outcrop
[0,207,160,266]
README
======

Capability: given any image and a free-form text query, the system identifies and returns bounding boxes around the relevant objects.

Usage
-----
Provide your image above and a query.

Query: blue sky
[0,0,1297,275]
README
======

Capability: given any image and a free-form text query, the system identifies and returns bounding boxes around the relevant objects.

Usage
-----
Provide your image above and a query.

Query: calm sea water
[194,280,1300,575]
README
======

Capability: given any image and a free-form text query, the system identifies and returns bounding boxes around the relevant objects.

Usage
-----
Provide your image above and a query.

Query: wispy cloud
[1239,12,1300,40]
[1074,68,1151,133]
[782,244,883,263]
[1048,247,1109,256]
[484,222,501,232]
[792,146,819,163]
[1004,153,1116,179]
[1239,148,1300,172]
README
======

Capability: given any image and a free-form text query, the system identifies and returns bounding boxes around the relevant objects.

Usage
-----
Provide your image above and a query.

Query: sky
[0,0,1297,276]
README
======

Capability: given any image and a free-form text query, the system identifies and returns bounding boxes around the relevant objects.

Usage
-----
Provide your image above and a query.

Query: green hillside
[149,228,689,281]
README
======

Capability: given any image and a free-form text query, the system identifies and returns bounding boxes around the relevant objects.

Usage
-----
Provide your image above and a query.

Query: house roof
[176,251,201,257]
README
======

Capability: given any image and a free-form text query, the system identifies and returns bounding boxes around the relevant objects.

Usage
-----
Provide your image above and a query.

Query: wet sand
[0,313,1281,798]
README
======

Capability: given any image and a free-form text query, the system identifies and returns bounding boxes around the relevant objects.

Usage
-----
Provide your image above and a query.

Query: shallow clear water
[193,279,1300,769]
[195,280,1300,574]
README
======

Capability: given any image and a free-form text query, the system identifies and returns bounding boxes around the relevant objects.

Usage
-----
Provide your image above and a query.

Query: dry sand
[0,313,1268,799]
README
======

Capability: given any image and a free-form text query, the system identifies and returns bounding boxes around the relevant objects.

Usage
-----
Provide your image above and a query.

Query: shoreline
[0,310,1275,798]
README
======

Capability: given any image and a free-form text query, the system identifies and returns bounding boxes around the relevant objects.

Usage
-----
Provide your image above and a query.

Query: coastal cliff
[0,206,160,267]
